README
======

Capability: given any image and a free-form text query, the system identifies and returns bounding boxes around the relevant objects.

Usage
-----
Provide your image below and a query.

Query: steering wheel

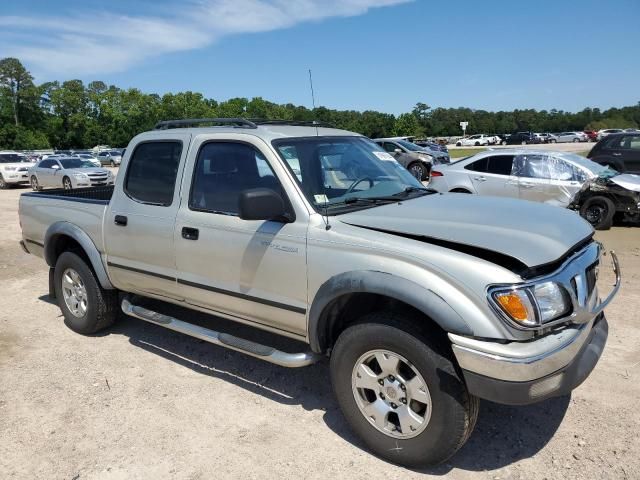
[345,177,374,195]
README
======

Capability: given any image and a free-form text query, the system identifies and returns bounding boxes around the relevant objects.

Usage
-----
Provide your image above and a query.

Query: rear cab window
[124,141,183,206]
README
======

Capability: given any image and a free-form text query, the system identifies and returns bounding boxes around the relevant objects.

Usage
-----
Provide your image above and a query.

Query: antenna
[309,69,331,231]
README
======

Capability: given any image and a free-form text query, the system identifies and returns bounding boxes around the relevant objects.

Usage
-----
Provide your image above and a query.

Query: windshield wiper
[391,186,436,197]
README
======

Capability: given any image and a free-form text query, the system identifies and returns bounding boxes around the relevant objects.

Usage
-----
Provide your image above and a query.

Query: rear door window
[464,158,488,172]
[124,141,182,206]
[485,155,514,175]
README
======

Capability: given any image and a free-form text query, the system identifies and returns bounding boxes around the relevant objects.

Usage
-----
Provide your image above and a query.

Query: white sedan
[455,134,491,147]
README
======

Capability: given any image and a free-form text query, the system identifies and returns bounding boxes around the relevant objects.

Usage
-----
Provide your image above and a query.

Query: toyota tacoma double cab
[19,118,620,467]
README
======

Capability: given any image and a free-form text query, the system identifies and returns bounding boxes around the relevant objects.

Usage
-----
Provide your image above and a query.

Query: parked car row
[430,131,640,230]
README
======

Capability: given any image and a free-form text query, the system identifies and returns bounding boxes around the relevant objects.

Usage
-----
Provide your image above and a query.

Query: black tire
[330,313,479,467]
[110,160,116,167]
[474,141,480,146]
[63,176,72,190]
[54,251,119,334]
[573,138,579,143]
[550,139,557,143]
[580,196,615,230]
[0,174,11,189]
[456,142,462,147]
[31,175,41,191]
[408,162,427,181]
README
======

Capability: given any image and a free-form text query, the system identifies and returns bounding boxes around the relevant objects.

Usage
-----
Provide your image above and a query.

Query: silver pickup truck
[19,118,620,467]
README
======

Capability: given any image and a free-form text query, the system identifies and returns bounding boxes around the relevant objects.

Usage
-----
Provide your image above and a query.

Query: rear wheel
[54,251,118,334]
[580,196,615,230]
[63,176,72,190]
[408,162,428,181]
[110,160,116,167]
[573,138,579,143]
[330,313,478,467]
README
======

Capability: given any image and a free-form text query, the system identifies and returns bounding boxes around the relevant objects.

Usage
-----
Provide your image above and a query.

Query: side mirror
[394,148,403,155]
[51,165,60,170]
[238,188,289,222]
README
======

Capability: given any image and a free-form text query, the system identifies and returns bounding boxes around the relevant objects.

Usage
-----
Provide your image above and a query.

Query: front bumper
[3,173,30,184]
[455,315,608,405]
[450,249,620,405]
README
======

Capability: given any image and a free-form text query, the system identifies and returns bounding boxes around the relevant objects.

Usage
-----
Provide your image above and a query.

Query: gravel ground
[1,182,639,480]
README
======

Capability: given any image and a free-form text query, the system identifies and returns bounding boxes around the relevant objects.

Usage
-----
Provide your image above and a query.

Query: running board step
[121,298,320,368]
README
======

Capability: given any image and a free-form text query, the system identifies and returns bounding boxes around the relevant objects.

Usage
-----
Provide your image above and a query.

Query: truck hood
[338,194,593,269]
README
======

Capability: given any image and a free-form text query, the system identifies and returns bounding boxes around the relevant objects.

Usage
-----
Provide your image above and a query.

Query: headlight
[73,173,88,179]
[419,154,434,162]
[491,281,571,328]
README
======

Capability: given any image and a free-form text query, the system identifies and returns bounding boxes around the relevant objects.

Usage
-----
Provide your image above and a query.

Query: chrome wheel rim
[351,349,432,439]
[61,268,88,318]
[63,178,71,190]
[31,177,38,190]
[410,164,423,180]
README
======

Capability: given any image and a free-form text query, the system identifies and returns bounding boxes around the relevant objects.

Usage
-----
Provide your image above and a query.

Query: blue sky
[1,0,639,115]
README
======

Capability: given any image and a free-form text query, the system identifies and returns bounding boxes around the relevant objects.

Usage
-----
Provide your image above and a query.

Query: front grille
[585,263,598,297]
[18,167,29,172]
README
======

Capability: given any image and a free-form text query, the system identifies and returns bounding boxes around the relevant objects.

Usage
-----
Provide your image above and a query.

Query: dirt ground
[0,182,638,480]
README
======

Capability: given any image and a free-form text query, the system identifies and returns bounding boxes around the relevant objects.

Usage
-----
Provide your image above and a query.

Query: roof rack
[154,118,258,130]
[251,119,336,128]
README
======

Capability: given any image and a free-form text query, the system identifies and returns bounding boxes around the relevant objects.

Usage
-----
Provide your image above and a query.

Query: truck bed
[19,186,113,258]
[21,185,114,204]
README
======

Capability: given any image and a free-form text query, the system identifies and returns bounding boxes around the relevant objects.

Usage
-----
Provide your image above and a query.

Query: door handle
[520,182,535,189]
[612,153,622,156]
[182,227,199,241]
[114,215,128,226]
[474,176,487,182]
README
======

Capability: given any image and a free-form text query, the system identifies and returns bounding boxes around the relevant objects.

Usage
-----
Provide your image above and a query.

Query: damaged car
[570,170,640,230]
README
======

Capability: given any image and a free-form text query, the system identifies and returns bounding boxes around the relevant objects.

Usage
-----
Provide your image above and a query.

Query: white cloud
[0,0,410,76]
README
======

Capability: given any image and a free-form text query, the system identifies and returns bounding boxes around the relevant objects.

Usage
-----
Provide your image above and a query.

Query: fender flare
[307,270,473,353]
[44,221,114,290]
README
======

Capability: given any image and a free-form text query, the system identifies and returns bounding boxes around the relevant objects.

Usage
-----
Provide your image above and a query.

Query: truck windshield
[272,136,430,214]
[59,158,94,169]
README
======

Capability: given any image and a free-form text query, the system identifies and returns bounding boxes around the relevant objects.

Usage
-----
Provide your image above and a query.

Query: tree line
[1,57,639,150]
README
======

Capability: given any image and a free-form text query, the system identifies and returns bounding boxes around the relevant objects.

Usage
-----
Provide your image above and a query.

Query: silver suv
[373,137,447,180]
[19,119,619,467]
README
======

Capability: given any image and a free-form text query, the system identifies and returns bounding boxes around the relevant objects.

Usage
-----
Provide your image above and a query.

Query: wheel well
[49,234,91,268]
[318,293,446,354]
[450,188,471,193]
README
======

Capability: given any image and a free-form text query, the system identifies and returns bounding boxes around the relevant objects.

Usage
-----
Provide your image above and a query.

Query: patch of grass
[577,150,590,157]
[449,148,486,159]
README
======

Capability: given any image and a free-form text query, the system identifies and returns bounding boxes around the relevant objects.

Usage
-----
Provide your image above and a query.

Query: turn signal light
[430,170,443,177]
[495,292,529,322]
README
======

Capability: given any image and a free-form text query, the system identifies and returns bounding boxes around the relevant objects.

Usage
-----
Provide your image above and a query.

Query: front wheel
[0,174,11,189]
[63,176,72,190]
[31,175,41,191]
[550,139,557,143]
[110,160,116,167]
[573,138,579,143]
[330,314,478,467]
[580,196,615,230]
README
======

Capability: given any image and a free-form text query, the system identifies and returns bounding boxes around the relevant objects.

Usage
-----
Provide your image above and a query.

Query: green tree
[0,57,38,126]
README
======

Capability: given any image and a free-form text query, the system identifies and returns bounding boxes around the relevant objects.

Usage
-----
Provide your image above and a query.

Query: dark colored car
[587,132,640,173]
[569,170,640,230]
[505,132,538,145]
